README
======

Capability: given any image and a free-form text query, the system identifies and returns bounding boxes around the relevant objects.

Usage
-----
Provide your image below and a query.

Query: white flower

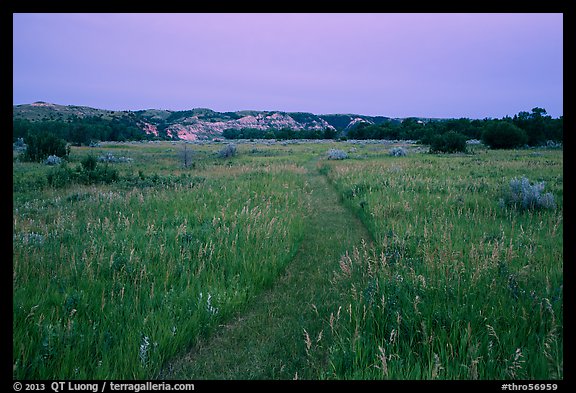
[139,335,150,365]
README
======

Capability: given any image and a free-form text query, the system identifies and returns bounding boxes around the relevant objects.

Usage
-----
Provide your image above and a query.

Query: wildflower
[199,292,219,315]
[507,348,525,378]
[376,346,389,377]
[389,329,397,345]
[139,335,150,366]
[303,329,312,355]
[206,293,218,315]
[432,353,443,379]
[21,232,45,246]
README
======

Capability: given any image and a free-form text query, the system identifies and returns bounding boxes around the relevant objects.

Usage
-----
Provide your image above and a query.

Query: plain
[12,140,563,380]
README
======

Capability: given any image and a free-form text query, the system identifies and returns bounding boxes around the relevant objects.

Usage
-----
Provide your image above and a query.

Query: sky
[12,13,563,119]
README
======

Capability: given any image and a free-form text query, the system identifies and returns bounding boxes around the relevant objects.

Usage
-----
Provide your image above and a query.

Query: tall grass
[13,142,310,379]
[13,142,563,380]
[312,149,563,379]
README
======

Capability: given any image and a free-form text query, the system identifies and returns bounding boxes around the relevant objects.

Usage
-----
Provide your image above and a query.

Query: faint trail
[160,160,373,380]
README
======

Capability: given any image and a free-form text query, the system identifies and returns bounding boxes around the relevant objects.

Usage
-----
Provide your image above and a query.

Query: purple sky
[13,13,563,118]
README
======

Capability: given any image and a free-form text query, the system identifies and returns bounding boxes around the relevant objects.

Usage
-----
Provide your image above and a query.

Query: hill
[13,102,396,141]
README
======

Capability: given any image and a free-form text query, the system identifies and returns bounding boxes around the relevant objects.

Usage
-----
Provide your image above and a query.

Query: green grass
[13,141,563,380]
[315,149,563,379]
[161,157,373,379]
[13,142,310,379]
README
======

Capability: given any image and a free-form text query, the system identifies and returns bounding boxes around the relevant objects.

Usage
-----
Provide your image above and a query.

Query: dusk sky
[13,13,563,119]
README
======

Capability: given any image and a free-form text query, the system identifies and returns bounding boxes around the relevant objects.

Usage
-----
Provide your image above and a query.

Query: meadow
[314,148,563,379]
[12,140,563,380]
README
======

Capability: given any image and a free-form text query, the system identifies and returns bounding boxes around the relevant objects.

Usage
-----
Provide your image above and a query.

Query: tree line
[346,107,562,148]
[223,107,562,150]
[12,115,157,147]
[222,127,338,140]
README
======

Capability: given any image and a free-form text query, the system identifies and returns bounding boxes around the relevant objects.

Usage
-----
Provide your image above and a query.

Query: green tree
[482,121,528,149]
[24,133,69,162]
[512,108,549,146]
[429,131,467,153]
[323,127,337,139]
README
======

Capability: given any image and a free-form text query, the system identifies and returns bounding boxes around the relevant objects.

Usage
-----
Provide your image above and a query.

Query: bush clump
[13,138,27,154]
[482,122,528,149]
[44,155,63,166]
[98,152,133,163]
[81,155,98,171]
[389,147,407,157]
[429,131,467,153]
[327,149,348,160]
[499,176,556,211]
[46,164,75,188]
[47,158,119,188]
[218,143,237,158]
[23,133,70,162]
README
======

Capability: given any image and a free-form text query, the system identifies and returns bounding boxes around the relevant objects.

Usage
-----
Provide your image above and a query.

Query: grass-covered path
[160,160,373,379]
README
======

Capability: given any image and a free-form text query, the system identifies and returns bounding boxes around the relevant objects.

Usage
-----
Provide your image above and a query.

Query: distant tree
[275,128,296,140]
[323,127,338,139]
[429,131,467,153]
[13,119,32,142]
[544,116,563,142]
[222,128,240,139]
[70,124,89,146]
[23,133,69,162]
[512,107,550,146]
[482,121,528,149]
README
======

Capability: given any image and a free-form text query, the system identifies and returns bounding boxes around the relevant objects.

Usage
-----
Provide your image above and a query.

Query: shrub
[98,152,133,163]
[327,149,348,160]
[47,157,119,188]
[429,131,467,153]
[47,164,75,188]
[23,133,69,162]
[499,176,556,211]
[81,155,98,171]
[218,143,237,158]
[80,163,119,185]
[179,144,194,168]
[44,155,62,166]
[545,140,562,149]
[13,138,27,153]
[482,122,528,149]
[389,147,407,157]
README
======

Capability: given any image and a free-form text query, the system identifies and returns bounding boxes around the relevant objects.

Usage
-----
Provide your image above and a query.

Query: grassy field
[315,148,563,379]
[12,140,563,380]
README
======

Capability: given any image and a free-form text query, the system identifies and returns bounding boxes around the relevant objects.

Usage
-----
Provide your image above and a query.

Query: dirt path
[160,161,373,380]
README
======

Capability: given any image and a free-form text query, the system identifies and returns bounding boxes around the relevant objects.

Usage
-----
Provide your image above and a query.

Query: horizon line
[12,100,563,120]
